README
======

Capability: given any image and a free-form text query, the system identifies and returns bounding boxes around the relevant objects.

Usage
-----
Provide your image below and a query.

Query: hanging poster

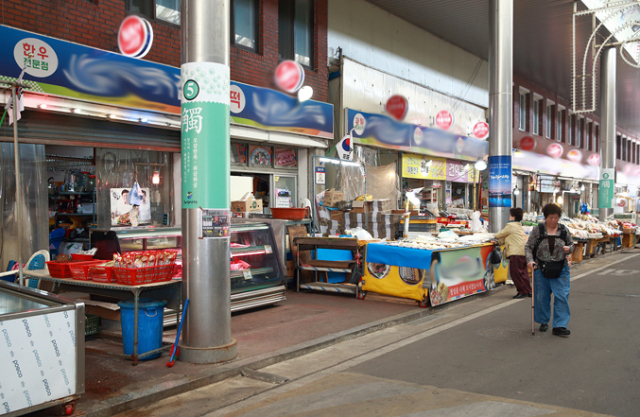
[401,153,446,180]
[599,168,615,209]
[110,187,151,225]
[274,148,297,167]
[249,145,272,167]
[488,155,512,208]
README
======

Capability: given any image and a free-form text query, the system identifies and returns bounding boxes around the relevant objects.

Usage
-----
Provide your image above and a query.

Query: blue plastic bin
[118,298,167,360]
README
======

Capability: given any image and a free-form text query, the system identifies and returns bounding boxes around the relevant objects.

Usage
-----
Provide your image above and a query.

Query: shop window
[616,134,621,159]
[545,102,553,139]
[575,117,583,148]
[95,149,174,228]
[231,0,259,52]
[532,97,541,135]
[518,92,528,131]
[585,120,591,151]
[128,0,180,26]
[279,0,314,68]
[557,107,564,142]
[622,137,627,161]
[594,124,599,152]
[568,114,574,145]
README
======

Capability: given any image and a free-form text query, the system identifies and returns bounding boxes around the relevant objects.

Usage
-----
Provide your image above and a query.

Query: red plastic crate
[88,265,116,283]
[69,261,104,280]
[71,254,94,261]
[113,264,174,285]
[46,259,101,279]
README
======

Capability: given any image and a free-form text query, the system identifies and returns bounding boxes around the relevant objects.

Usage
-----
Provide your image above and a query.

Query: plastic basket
[46,259,102,279]
[72,254,94,261]
[85,314,100,336]
[69,261,104,280]
[88,265,116,283]
[113,264,175,285]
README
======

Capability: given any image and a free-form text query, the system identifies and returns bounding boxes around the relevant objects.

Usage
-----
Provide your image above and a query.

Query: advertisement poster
[488,155,512,208]
[249,145,272,167]
[181,62,230,209]
[599,168,615,209]
[274,148,297,167]
[402,153,446,180]
[430,246,494,306]
[110,187,151,225]
[231,143,247,164]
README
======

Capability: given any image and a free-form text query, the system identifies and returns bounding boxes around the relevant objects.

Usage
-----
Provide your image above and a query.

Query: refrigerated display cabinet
[0,281,84,416]
[230,222,286,311]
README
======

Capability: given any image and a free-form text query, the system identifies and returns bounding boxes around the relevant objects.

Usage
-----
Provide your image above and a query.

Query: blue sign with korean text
[488,155,512,208]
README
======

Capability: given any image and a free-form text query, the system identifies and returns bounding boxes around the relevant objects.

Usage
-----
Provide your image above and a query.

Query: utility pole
[179,0,237,364]
[488,0,513,232]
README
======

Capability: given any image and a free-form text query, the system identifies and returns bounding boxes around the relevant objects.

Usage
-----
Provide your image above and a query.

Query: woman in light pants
[525,203,574,336]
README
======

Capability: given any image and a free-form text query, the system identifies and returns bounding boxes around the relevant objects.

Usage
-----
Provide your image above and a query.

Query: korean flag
[336,134,354,161]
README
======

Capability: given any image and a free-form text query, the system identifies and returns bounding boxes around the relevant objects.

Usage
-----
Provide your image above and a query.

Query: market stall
[361,234,500,307]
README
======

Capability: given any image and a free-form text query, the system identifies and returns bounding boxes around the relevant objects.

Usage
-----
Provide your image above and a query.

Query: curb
[85,284,510,417]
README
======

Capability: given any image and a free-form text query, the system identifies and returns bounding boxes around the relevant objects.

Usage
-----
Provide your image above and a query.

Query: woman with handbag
[525,203,574,336]
[494,208,531,299]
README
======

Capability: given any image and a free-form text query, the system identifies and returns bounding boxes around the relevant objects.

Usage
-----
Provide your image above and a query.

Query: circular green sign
[603,173,609,179]
[183,80,200,100]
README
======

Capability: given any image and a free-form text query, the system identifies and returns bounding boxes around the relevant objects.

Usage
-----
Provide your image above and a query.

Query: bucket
[117,298,167,360]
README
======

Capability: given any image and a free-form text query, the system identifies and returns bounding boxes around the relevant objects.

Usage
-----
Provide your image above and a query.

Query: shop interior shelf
[231,246,269,256]
[230,267,273,279]
[56,213,94,217]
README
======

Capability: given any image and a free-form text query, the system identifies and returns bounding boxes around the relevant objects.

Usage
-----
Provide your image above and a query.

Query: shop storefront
[0,26,333,313]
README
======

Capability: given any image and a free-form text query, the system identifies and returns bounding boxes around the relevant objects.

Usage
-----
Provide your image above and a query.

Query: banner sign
[346,108,488,161]
[0,26,333,138]
[402,153,475,183]
[488,155,512,208]
[181,62,230,210]
[599,168,615,209]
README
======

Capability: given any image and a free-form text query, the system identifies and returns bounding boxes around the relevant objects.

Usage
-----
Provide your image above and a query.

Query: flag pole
[11,85,24,286]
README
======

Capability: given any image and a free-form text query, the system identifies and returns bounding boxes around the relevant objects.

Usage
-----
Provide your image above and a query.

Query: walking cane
[530,266,535,335]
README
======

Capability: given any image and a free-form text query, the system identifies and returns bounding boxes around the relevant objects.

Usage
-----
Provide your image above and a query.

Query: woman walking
[525,203,574,336]
[495,208,531,299]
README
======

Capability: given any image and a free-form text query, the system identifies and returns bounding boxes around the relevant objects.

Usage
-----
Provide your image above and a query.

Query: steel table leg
[133,288,140,366]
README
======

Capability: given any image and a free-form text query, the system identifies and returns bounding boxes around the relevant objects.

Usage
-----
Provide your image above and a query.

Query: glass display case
[230,222,285,295]
[0,281,85,416]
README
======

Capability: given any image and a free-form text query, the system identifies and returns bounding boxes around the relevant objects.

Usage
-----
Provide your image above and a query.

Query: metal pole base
[178,338,238,364]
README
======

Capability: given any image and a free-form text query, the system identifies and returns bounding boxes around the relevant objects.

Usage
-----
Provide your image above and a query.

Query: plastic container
[118,298,167,360]
[89,265,116,283]
[46,256,101,278]
[68,260,104,280]
[72,254,94,261]
[270,207,309,220]
[113,264,175,285]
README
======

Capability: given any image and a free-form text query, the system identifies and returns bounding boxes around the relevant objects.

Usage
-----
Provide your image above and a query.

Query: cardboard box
[330,210,344,221]
[323,189,344,207]
[231,198,263,213]
[351,199,393,214]
[286,260,295,277]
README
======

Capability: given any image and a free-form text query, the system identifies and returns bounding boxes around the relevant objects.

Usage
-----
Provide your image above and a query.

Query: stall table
[24,269,181,365]
[363,242,498,307]
[295,237,360,297]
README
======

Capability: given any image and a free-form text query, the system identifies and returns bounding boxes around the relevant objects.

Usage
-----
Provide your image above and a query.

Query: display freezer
[0,281,84,416]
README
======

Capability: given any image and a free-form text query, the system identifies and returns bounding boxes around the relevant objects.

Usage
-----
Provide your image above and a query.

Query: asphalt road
[352,251,640,417]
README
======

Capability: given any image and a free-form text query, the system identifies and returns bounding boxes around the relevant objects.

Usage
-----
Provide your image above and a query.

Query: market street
[115,250,640,417]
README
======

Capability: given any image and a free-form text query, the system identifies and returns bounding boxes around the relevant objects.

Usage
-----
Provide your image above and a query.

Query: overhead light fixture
[341,160,360,167]
[140,118,148,123]
[152,170,160,185]
[557,195,564,204]
[513,185,520,196]
[297,85,314,102]
[38,104,48,109]
[475,160,487,171]
[514,150,525,158]
[73,108,82,114]
[109,114,117,119]
[580,184,585,191]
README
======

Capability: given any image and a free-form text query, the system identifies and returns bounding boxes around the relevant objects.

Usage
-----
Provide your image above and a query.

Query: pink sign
[446,160,474,183]
[435,110,454,130]
[547,143,564,159]
[274,60,305,93]
[567,149,583,163]
[385,95,408,121]
[473,122,489,139]
[588,153,600,166]
[118,15,154,59]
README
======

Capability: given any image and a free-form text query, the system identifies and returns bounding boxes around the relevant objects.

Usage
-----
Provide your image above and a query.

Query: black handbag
[538,259,566,279]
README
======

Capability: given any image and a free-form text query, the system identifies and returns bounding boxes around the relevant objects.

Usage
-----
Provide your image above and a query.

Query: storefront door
[272,175,297,208]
